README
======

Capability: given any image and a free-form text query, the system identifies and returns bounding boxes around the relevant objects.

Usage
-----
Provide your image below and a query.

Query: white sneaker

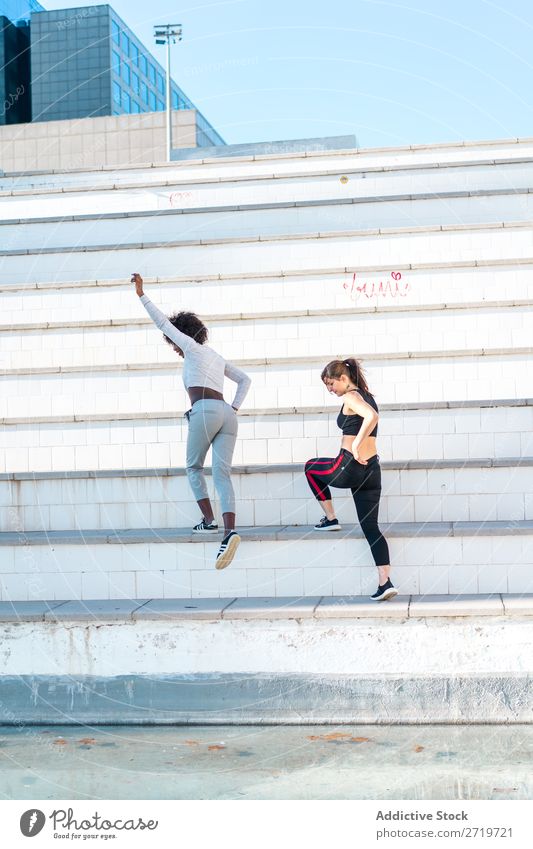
[215,531,241,570]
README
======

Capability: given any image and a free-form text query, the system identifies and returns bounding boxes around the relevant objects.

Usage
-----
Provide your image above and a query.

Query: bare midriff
[341,434,378,462]
[188,387,225,405]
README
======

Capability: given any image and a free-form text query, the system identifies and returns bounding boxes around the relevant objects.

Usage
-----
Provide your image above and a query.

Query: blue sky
[42,0,533,148]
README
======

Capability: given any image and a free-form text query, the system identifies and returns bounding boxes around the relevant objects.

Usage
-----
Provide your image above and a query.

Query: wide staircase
[1,137,533,603]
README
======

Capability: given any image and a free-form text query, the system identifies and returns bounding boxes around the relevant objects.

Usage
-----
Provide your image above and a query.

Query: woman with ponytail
[304,358,397,601]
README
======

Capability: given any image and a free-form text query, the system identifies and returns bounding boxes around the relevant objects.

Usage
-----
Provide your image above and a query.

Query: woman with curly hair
[304,358,397,601]
[132,273,251,570]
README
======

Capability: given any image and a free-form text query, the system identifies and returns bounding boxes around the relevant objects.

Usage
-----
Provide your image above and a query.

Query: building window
[141,81,148,104]
[157,73,165,94]
[131,71,140,95]
[149,63,156,85]
[130,42,139,65]
[112,50,121,74]
[131,100,140,114]
[112,81,121,104]
[122,90,131,112]
[149,90,156,110]
[122,32,130,55]
[172,91,179,109]
[112,21,120,46]
[157,99,164,111]
[140,55,148,76]
[122,63,130,86]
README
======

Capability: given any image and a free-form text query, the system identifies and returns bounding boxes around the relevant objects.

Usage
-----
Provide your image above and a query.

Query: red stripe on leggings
[305,454,344,501]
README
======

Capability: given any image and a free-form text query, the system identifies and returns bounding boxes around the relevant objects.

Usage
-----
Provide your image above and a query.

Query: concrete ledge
[221,596,321,619]
[1,218,531,257]
[0,601,66,622]
[3,256,533,293]
[2,149,533,198]
[2,186,530,228]
[0,673,530,725]
[0,594,531,623]
[1,456,531,483]
[43,599,149,622]
[4,297,532,334]
[2,398,531,429]
[3,521,533,547]
[0,597,531,723]
[315,596,409,619]
[132,598,235,621]
[3,345,530,379]
[409,594,504,617]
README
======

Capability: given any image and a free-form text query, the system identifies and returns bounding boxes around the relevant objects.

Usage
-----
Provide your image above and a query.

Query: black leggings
[304,449,390,567]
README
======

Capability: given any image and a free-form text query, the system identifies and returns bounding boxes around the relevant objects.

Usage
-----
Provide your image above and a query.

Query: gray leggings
[185,399,238,514]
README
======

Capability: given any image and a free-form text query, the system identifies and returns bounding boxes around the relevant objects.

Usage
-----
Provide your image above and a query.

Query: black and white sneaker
[192,518,219,534]
[370,579,398,602]
[215,531,241,570]
[313,516,342,531]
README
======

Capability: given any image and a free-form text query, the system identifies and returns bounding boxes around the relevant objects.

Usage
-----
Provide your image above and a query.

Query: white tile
[245,568,277,596]
[419,566,450,595]
[507,566,533,593]
[478,563,508,594]
[106,571,137,599]
[162,569,192,597]
[303,567,335,596]
[275,568,305,597]
[136,570,165,598]
[448,564,479,594]
[81,572,111,600]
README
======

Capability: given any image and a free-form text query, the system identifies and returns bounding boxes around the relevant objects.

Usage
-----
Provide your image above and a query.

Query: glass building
[0,0,44,124]
[30,5,224,146]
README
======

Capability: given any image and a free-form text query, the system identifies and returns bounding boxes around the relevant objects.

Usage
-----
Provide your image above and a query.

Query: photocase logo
[20,810,46,837]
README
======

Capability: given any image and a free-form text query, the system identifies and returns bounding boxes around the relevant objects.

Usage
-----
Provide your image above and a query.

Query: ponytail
[320,357,371,394]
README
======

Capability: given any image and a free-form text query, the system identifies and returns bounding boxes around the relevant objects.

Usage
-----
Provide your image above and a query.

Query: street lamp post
[154,24,182,162]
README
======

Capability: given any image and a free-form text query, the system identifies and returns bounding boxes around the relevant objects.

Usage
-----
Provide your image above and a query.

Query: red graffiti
[169,191,194,207]
[343,272,410,300]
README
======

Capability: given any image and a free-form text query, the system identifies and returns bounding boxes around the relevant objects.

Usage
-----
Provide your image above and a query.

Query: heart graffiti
[343,272,410,300]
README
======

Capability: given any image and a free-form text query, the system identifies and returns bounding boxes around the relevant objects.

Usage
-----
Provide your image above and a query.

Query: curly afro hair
[163,311,208,346]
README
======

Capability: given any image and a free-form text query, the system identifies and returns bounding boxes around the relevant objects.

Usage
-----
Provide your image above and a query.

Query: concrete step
[0,593,530,621]
[0,522,532,600]
[1,401,532,473]
[4,191,533,252]
[2,351,531,426]
[2,302,531,372]
[2,219,532,286]
[3,159,533,222]
[4,260,533,310]
[2,460,532,532]
[2,136,533,196]
[0,592,531,723]
[0,186,533,252]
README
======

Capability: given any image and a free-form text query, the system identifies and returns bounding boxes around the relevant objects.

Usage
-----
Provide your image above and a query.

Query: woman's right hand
[131,273,144,297]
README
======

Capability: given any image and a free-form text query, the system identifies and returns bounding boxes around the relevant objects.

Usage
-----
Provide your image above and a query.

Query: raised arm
[131,273,198,353]
[224,361,251,410]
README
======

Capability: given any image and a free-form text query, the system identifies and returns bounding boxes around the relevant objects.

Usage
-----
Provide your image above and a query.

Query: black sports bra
[336,389,379,437]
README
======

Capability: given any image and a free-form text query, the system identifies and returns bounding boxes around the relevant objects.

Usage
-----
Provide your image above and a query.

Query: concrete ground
[0,724,531,800]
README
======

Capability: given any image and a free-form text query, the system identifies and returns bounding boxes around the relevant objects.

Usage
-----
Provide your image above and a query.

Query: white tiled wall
[0,534,532,600]
[2,222,533,285]
[2,305,531,372]
[1,140,532,599]
[1,356,530,428]
[1,465,530,531]
[5,192,533,252]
